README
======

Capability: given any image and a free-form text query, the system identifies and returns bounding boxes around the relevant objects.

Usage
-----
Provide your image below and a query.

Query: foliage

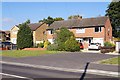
[104,42,115,47]
[105,1,120,37]
[17,22,33,49]
[37,43,44,48]
[25,19,30,24]
[44,40,51,48]
[39,16,64,26]
[68,15,82,19]
[39,16,54,26]
[47,44,59,51]
[65,36,80,52]
[55,27,74,51]
[54,17,64,21]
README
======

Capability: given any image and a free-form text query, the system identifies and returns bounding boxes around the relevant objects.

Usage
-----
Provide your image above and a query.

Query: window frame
[95,27,102,32]
[76,28,85,33]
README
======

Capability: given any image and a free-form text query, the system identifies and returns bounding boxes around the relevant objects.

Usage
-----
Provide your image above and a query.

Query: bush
[44,40,51,48]
[37,43,44,48]
[104,42,115,47]
[65,37,80,52]
[47,44,58,51]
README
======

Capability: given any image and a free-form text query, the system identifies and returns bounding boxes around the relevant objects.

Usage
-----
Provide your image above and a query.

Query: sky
[2,2,110,30]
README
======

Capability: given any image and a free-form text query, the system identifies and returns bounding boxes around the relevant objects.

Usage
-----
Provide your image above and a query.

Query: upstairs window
[76,28,85,33]
[95,27,101,32]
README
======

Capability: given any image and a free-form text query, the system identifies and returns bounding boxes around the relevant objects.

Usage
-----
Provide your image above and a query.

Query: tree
[39,17,64,26]
[68,15,82,19]
[39,16,54,26]
[54,17,64,21]
[105,1,120,37]
[25,19,30,24]
[17,22,33,49]
[55,27,74,51]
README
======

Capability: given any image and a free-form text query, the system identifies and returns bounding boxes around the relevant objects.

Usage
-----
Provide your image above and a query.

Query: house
[10,23,48,46]
[28,23,48,45]
[46,16,112,49]
[4,31,10,41]
[0,30,6,41]
[10,25,19,44]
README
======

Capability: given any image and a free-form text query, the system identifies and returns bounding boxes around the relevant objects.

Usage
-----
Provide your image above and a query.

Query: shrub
[104,42,115,47]
[47,44,58,51]
[44,40,51,48]
[38,43,44,48]
[65,37,80,52]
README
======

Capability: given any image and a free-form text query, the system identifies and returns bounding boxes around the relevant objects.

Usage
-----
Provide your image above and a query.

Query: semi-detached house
[46,16,112,49]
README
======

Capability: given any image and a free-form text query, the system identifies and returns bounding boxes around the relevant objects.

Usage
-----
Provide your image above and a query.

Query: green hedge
[104,42,115,47]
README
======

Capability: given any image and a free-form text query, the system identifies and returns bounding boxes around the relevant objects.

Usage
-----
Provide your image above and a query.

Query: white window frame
[95,27,102,32]
[76,28,85,33]
[48,30,53,34]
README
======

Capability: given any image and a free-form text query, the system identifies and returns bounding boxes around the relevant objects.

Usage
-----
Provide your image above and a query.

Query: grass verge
[0,50,59,58]
[100,56,120,65]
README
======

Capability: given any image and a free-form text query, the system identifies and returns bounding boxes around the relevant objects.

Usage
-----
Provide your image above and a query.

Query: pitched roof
[4,31,10,34]
[48,16,108,29]
[0,30,5,33]
[28,23,44,31]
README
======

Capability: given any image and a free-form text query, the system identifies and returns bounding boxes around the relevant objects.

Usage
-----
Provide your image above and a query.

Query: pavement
[1,52,120,77]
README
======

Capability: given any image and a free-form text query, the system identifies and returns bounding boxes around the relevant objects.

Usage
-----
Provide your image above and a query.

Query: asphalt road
[1,63,119,80]
[2,52,117,70]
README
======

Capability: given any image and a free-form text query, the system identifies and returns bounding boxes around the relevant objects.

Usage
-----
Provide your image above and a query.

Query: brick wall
[35,23,48,42]
[69,27,105,38]
[104,18,113,42]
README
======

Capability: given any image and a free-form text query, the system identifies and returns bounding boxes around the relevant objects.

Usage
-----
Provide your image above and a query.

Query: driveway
[2,52,117,70]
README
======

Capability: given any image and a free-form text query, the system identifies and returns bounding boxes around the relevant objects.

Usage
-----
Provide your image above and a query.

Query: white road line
[0,73,33,80]
[1,61,119,77]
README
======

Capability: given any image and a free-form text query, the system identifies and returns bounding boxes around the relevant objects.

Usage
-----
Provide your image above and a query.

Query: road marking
[0,73,33,80]
[0,61,119,77]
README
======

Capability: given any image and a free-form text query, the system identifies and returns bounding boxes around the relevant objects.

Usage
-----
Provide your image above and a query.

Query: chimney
[77,16,82,20]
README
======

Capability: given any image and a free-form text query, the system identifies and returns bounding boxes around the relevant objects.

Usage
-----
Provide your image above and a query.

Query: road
[1,63,119,80]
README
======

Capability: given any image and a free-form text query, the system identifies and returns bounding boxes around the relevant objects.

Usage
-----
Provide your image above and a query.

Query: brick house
[46,16,112,49]
[10,23,48,46]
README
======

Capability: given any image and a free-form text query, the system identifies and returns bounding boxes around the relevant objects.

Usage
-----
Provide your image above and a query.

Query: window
[95,27,102,32]
[48,30,53,34]
[76,28,85,33]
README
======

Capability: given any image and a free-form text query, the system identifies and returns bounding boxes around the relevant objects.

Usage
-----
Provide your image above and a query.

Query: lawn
[0,50,59,58]
[100,56,120,65]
